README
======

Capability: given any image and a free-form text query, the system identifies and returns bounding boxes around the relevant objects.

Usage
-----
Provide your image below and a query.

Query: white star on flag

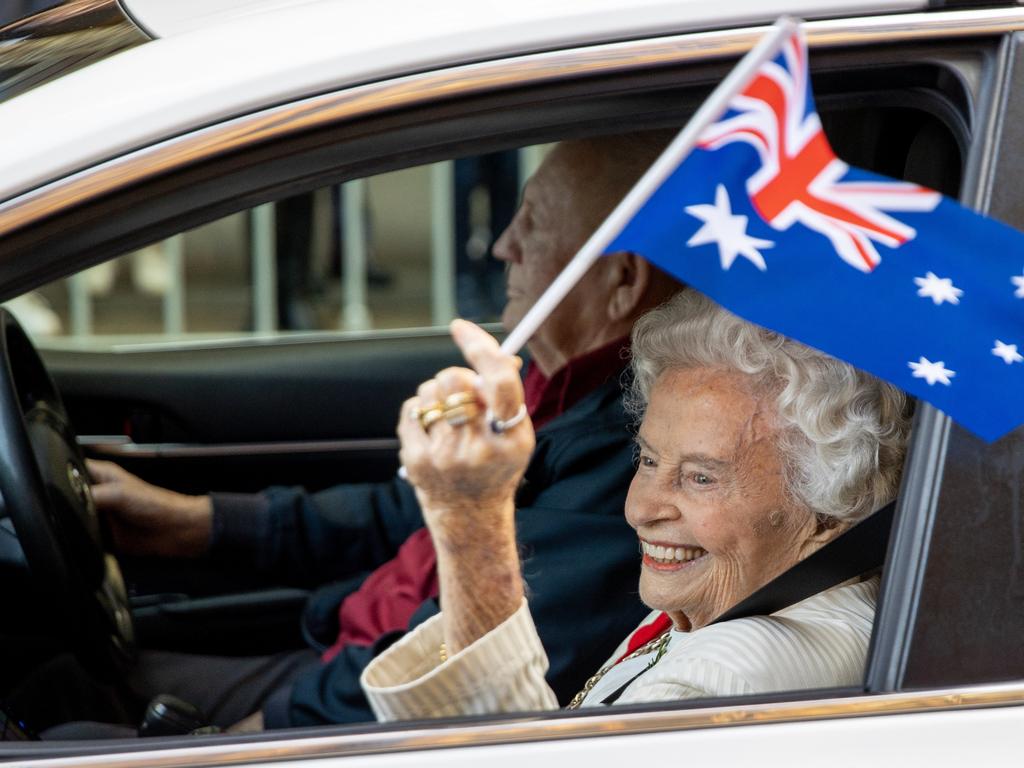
[1013,271,1024,299]
[914,271,963,305]
[908,356,955,386]
[686,184,774,272]
[992,340,1023,365]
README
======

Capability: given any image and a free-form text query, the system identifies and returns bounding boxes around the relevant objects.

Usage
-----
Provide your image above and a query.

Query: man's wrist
[177,494,213,556]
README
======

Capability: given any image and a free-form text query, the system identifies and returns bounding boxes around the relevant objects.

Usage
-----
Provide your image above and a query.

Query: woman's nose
[625,474,682,528]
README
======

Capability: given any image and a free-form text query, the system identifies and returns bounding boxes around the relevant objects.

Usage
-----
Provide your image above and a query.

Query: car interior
[0,37,979,755]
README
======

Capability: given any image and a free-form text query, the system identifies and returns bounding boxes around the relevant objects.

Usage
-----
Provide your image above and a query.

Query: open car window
[12,149,551,349]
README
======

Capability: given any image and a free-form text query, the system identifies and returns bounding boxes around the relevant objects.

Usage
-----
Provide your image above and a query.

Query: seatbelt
[599,502,895,705]
[716,501,894,623]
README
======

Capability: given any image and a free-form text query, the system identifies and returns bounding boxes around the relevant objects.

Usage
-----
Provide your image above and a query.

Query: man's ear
[604,251,651,322]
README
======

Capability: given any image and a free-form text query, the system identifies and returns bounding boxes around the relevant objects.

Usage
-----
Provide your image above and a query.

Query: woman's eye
[690,472,714,486]
[639,455,657,468]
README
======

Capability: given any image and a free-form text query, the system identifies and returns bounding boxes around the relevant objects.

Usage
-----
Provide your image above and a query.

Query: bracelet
[439,642,448,663]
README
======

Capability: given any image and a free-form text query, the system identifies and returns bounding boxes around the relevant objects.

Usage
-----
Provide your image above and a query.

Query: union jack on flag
[697,35,941,274]
[607,26,1024,442]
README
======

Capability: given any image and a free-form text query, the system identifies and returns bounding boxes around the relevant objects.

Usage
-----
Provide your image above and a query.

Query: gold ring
[443,402,482,426]
[411,400,442,422]
[443,391,478,410]
[419,407,445,431]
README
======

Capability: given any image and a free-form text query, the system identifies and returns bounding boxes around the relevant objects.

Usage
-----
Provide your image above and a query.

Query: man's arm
[87,460,213,558]
[88,460,427,586]
[211,479,426,586]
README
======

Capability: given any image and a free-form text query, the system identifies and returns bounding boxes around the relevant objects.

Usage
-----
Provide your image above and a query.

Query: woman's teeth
[641,541,707,563]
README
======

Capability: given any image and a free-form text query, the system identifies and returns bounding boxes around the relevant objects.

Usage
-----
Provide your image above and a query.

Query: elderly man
[74,133,680,732]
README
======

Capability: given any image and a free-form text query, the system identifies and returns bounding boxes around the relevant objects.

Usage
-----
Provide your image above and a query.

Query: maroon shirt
[321,337,630,662]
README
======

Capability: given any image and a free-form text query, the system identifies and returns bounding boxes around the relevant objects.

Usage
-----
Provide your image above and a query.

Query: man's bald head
[493,131,681,374]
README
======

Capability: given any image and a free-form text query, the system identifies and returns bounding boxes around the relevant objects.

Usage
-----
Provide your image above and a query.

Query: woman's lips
[639,539,709,571]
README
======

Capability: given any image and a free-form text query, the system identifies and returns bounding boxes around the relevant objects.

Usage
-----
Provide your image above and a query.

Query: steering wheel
[0,309,135,679]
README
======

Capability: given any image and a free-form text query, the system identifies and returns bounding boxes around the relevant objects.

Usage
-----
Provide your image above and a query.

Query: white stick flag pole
[499,16,799,357]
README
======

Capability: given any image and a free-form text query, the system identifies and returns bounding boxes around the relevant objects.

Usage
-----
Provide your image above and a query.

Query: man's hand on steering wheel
[87,460,213,559]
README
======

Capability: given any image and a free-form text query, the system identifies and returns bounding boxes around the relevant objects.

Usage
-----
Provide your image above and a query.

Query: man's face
[492,143,615,374]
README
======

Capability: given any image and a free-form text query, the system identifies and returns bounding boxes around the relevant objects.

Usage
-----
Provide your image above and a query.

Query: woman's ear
[605,251,651,322]
[798,514,849,559]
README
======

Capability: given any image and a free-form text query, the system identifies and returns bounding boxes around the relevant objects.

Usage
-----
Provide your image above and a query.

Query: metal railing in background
[59,150,541,343]
[341,178,371,331]
[161,234,186,334]
[430,162,456,327]
[67,270,92,336]
[250,204,277,333]
[66,234,187,336]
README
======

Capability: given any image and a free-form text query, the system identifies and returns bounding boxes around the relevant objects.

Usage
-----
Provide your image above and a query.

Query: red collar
[524,337,630,430]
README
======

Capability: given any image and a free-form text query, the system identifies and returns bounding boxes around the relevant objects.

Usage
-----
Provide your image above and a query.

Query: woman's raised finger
[449,319,524,422]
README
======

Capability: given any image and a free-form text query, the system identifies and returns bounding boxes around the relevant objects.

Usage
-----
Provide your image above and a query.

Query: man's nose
[491,219,520,264]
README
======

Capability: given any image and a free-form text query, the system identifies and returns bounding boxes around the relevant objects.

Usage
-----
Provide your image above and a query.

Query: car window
[7,148,549,348]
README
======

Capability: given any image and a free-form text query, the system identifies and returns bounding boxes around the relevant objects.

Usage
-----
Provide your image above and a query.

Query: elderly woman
[361,291,908,718]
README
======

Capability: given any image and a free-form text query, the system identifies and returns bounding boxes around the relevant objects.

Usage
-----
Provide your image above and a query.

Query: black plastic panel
[902,425,1024,686]
[897,33,1024,688]
[44,333,464,493]
[929,1,1017,7]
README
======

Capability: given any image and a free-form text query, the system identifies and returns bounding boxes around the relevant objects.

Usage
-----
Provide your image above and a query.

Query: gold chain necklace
[566,631,670,709]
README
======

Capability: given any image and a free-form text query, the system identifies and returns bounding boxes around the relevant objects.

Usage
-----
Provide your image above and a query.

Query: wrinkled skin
[398,320,534,653]
[626,368,841,631]
[493,141,652,375]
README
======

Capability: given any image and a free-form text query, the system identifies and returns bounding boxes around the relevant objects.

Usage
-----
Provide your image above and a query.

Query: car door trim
[1,7,1023,237]
[12,681,1024,766]
[78,436,400,458]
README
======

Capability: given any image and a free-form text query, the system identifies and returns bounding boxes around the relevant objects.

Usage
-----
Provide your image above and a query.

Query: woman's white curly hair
[626,291,910,524]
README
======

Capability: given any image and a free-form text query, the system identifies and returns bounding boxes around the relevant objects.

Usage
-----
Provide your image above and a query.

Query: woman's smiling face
[625,367,827,631]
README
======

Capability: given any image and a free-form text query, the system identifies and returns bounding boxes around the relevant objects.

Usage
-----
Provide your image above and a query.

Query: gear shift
[138,694,216,737]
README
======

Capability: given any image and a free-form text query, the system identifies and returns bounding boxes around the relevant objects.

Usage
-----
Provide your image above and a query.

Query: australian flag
[608,28,1024,442]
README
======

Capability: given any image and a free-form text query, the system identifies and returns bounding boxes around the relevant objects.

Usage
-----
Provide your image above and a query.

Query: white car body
[0,0,923,202]
[1,1,1022,766]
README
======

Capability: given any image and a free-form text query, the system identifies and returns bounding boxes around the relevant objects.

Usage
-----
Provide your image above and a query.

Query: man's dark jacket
[211,375,647,725]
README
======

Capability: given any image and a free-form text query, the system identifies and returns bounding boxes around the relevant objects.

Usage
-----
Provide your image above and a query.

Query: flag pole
[499,16,799,357]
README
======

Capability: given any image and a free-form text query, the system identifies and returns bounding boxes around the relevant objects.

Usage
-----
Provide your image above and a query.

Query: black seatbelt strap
[600,502,895,705]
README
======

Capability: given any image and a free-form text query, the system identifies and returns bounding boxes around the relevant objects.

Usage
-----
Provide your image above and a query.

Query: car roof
[121,0,925,38]
[0,0,924,207]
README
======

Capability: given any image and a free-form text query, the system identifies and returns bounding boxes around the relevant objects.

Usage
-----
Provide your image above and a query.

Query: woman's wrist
[435,527,524,654]
[422,498,517,551]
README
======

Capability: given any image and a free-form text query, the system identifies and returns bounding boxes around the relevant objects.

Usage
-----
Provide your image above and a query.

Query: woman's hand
[397,319,534,654]
[398,319,534,538]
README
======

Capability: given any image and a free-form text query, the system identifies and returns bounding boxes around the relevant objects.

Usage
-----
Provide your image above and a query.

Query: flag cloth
[607,28,1024,442]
